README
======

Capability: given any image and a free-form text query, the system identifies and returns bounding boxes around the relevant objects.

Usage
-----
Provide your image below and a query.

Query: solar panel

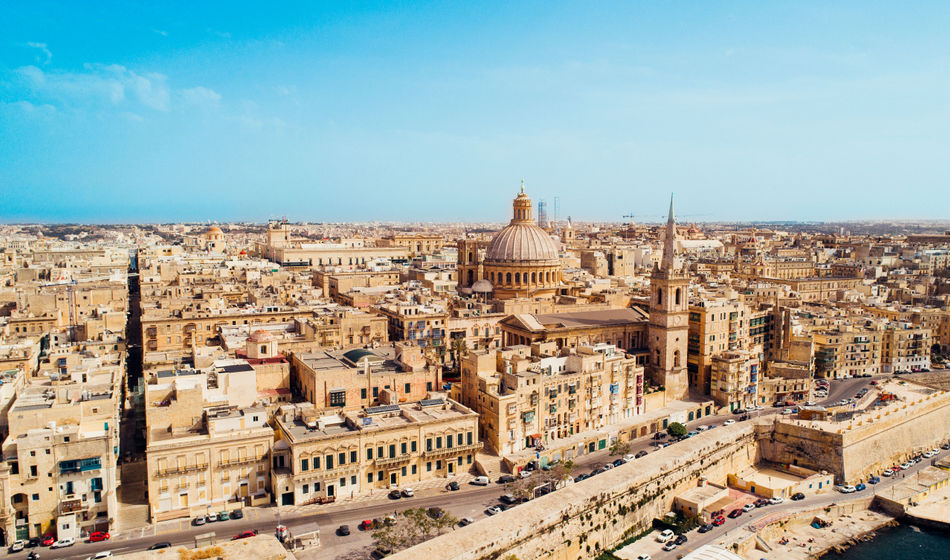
[365,404,400,415]
[419,398,445,407]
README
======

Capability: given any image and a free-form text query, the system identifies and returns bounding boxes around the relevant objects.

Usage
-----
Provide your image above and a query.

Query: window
[302,484,309,494]
[313,456,320,469]
[351,475,356,485]
[329,390,346,407]
[411,440,417,453]
[377,445,384,458]
[350,450,357,463]
[326,455,333,469]
[340,477,346,487]
[401,466,407,476]
[338,452,345,465]
[405,382,411,394]
[361,388,367,399]
[426,438,432,451]
[389,444,396,457]
[411,465,417,474]
[32,494,39,501]
[457,433,463,446]
[401,442,407,455]
[373,387,379,398]
[436,437,442,449]
[426,382,433,391]
[367,472,374,483]
[300,458,309,472]
[426,462,432,472]
[467,431,473,445]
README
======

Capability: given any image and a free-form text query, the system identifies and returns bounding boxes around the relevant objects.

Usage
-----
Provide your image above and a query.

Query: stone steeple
[661,193,678,272]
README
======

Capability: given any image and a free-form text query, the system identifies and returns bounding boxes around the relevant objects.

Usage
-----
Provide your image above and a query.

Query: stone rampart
[388,422,760,560]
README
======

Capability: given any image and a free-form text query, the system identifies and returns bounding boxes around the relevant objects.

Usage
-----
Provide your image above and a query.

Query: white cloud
[153,29,168,37]
[26,42,52,64]
[178,86,222,106]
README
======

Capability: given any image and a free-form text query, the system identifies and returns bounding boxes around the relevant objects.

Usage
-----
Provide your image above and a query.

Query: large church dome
[479,181,562,300]
[485,183,560,264]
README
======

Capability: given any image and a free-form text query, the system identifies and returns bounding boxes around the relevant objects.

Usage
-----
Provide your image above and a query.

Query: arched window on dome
[506,272,512,285]
[657,288,663,305]
[515,272,520,284]
[675,288,681,306]
[531,272,536,284]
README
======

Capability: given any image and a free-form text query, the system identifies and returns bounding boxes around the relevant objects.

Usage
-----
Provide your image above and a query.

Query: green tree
[666,422,687,439]
[608,440,631,456]
[372,507,459,553]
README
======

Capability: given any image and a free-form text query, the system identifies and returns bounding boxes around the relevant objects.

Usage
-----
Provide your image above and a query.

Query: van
[471,476,490,486]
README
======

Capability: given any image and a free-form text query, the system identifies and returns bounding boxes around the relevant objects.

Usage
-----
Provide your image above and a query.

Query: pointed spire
[661,193,678,272]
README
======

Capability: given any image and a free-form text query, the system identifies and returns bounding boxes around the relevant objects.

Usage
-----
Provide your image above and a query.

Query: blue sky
[2,1,949,223]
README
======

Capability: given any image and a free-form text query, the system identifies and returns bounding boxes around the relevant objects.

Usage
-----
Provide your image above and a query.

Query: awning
[529,433,542,439]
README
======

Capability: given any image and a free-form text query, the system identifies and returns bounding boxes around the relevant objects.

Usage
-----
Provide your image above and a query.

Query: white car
[723,419,736,426]
[52,537,76,548]
[656,529,675,543]
[637,555,652,560]
[882,469,894,477]
[923,450,938,458]
[8,541,24,553]
[782,408,794,415]
[836,485,856,493]
[87,552,114,560]
[471,476,490,486]
[486,506,502,515]
[663,541,678,551]
[900,462,914,470]
[401,487,415,497]
[770,497,784,505]
[518,470,532,478]
[623,454,636,463]
[742,503,756,512]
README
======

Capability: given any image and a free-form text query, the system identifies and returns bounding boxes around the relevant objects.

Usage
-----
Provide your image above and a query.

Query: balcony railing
[375,453,412,468]
[59,497,85,514]
[218,456,264,468]
[156,463,208,477]
[422,442,482,458]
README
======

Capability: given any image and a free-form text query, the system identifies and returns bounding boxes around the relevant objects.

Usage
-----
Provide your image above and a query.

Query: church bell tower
[647,195,690,399]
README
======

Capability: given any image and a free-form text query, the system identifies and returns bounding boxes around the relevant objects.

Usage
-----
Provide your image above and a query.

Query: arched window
[674,350,681,368]
[657,288,663,305]
[506,272,512,284]
[515,272,521,284]
[490,272,495,283]
[675,288,681,305]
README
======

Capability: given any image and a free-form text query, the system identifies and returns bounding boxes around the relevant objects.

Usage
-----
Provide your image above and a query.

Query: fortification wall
[388,422,760,560]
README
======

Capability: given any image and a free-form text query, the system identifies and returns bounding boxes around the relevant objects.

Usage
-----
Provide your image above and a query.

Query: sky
[2,1,949,224]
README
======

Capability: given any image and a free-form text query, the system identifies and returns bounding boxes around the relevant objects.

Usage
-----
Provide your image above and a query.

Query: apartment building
[458,343,645,457]
[813,328,882,379]
[291,343,442,412]
[709,350,759,411]
[271,398,479,505]
[882,323,931,373]
[373,301,448,350]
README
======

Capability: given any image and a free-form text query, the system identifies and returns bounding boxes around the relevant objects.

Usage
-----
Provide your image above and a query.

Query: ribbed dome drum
[485,223,560,263]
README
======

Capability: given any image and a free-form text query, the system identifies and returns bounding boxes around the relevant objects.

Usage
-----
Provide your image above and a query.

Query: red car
[712,516,725,526]
[89,531,110,542]
[42,535,55,546]
[233,530,258,540]
[727,508,743,519]
[360,519,374,531]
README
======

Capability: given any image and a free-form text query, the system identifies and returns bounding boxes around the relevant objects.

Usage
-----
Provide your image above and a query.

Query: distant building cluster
[0,185,949,550]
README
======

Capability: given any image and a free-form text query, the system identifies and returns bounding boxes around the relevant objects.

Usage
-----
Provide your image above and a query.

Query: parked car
[574,473,590,482]
[87,552,113,559]
[230,509,244,519]
[388,490,402,499]
[855,483,867,491]
[942,442,950,450]
[486,506,503,516]
[663,541,678,551]
[612,458,625,467]
[372,545,392,558]
[698,524,714,533]
[791,492,805,501]
[217,511,229,522]
[42,535,55,546]
[205,512,217,523]
[360,520,374,531]
[602,463,614,470]
[770,497,784,505]
[401,488,414,497]
[712,516,726,526]
[754,498,770,508]
[447,481,460,491]
[193,515,207,526]
[882,469,894,477]
[499,493,518,504]
[728,509,743,518]
[89,531,110,542]
[147,543,171,550]
[742,503,756,512]
[459,517,474,527]
[337,525,351,536]
[674,534,688,545]
[9,541,25,553]
[471,476,490,486]
[836,485,857,493]
[656,529,675,543]
[924,450,938,458]
[723,419,736,426]
[900,462,914,470]
[51,538,75,549]
[497,475,515,484]
[233,530,258,540]
[518,470,532,478]
[25,537,40,548]
[637,555,652,560]
[635,450,648,458]
[868,476,881,484]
